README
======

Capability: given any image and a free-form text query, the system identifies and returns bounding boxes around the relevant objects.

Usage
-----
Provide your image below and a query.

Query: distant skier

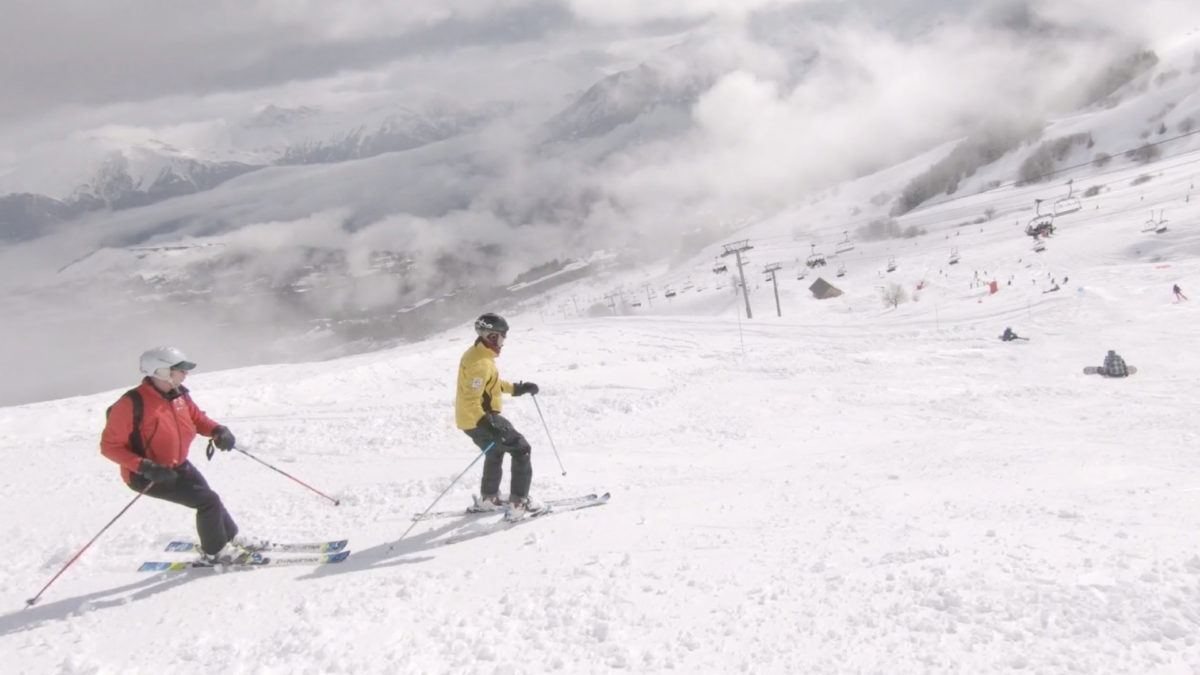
[1102,350,1129,378]
[1000,327,1026,342]
[100,347,248,564]
[1173,284,1188,301]
[456,313,544,519]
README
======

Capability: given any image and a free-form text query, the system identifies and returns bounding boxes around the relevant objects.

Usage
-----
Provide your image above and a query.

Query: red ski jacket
[100,379,221,483]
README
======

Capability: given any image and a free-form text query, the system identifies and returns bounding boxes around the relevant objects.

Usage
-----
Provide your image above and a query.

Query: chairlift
[1154,209,1168,234]
[805,243,827,269]
[712,261,728,274]
[886,256,897,273]
[1026,199,1055,238]
[948,247,960,265]
[664,286,677,298]
[1053,179,1082,216]
[796,268,808,281]
[1033,241,1046,253]
[835,230,855,255]
[836,262,846,278]
[1141,210,1163,233]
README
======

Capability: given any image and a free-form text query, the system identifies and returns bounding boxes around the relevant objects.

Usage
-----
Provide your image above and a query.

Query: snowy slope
[3,128,1200,674]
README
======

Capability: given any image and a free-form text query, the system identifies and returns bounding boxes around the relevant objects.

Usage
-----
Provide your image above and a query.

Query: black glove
[211,426,236,451]
[138,459,177,485]
[512,381,539,397]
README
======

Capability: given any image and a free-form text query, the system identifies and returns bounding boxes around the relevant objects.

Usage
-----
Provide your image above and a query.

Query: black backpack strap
[126,390,145,457]
[106,388,146,458]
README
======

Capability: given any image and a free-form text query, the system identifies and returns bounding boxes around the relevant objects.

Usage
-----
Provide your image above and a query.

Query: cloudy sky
[2,0,1192,124]
[3,0,1198,271]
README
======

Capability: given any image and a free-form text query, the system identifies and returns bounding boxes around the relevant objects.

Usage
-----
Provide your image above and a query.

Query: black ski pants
[465,414,532,501]
[128,461,238,555]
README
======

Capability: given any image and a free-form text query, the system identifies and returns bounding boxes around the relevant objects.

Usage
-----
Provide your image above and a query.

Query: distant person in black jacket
[1102,350,1129,378]
[1000,327,1024,342]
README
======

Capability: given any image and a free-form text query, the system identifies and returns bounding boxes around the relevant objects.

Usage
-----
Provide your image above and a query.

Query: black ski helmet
[474,313,509,340]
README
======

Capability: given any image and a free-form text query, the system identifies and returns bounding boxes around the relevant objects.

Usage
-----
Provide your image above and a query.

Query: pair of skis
[137,539,350,572]
[412,492,611,521]
[137,491,611,571]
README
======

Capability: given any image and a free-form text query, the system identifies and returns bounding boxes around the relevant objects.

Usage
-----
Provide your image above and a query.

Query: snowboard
[1083,365,1138,377]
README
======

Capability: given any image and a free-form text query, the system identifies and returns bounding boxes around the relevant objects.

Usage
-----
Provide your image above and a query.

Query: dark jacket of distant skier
[1103,350,1129,378]
[456,313,539,504]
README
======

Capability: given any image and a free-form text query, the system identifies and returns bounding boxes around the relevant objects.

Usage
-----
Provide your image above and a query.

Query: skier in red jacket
[100,347,247,564]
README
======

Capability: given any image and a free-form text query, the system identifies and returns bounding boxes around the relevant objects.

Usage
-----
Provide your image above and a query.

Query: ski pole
[530,394,567,476]
[231,445,341,506]
[389,441,494,550]
[26,486,151,607]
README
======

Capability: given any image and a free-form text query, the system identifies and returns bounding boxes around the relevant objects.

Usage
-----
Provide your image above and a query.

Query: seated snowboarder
[1000,327,1020,342]
[1102,350,1129,378]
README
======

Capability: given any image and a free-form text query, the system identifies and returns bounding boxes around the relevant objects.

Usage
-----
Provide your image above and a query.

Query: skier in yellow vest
[456,313,543,519]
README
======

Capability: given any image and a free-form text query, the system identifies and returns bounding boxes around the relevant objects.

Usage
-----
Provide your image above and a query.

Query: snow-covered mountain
[3,12,1200,409]
[0,100,508,242]
[69,151,262,211]
[539,62,716,144]
[276,102,509,165]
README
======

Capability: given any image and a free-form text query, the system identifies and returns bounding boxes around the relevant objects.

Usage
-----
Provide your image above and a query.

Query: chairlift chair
[948,247,960,265]
[1142,211,1161,233]
[805,243,827,269]
[1028,199,1055,235]
[1053,180,1082,216]
[836,262,846,278]
[664,287,677,298]
[712,261,728,274]
[796,268,808,280]
[1155,209,1168,234]
[1033,241,1046,253]
[886,256,897,273]
[835,230,855,254]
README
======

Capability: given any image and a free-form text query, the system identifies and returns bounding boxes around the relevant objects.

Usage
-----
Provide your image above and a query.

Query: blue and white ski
[138,550,350,572]
[163,539,348,554]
